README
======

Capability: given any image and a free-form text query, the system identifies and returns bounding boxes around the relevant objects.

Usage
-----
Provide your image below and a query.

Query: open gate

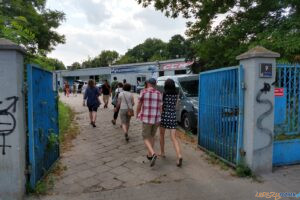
[198,66,244,166]
[27,64,59,188]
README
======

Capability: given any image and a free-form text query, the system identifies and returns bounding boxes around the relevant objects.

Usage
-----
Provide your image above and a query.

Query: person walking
[116,83,134,142]
[101,80,111,108]
[136,78,162,167]
[83,79,101,128]
[159,79,183,167]
[73,83,77,96]
[65,82,70,97]
[111,82,123,125]
[111,77,118,98]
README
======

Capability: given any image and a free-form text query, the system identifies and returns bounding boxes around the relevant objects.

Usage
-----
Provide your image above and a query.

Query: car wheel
[182,112,193,131]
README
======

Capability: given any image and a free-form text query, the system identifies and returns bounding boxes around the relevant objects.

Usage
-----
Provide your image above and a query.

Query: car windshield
[179,80,199,97]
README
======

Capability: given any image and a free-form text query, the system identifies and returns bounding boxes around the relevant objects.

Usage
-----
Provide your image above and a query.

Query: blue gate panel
[273,139,300,166]
[274,64,300,135]
[198,66,244,165]
[27,64,59,188]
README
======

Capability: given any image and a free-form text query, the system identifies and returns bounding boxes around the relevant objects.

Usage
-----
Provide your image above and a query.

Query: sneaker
[150,154,157,167]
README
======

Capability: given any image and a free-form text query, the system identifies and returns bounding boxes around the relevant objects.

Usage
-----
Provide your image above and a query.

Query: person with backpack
[115,83,134,142]
[111,82,123,125]
[101,80,111,108]
[111,77,118,98]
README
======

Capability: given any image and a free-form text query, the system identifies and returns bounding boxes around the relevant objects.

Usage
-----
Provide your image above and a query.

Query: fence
[274,64,300,135]
[198,66,244,166]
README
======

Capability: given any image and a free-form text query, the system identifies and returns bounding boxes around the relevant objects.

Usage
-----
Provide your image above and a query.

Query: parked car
[156,75,199,132]
[74,80,84,93]
[136,84,145,94]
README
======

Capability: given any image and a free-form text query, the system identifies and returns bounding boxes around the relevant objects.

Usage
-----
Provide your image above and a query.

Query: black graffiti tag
[0,96,18,155]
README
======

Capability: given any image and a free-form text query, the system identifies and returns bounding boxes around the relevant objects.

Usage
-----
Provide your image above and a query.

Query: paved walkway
[27,94,300,200]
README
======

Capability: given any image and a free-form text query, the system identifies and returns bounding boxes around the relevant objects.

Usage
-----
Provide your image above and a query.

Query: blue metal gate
[198,66,244,165]
[27,64,59,188]
[274,64,300,135]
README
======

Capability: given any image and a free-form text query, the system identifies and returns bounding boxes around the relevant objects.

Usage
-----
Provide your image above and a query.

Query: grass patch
[27,161,67,195]
[204,152,230,171]
[58,101,74,142]
[274,133,300,141]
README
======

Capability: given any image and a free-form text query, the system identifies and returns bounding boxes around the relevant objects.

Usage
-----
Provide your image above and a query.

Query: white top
[115,88,123,93]
[118,91,134,109]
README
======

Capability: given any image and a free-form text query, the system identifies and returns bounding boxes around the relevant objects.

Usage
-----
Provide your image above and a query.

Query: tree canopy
[136,0,300,69]
[0,0,66,70]
[79,50,119,68]
[0,0,65,54]
[75,36,192,68]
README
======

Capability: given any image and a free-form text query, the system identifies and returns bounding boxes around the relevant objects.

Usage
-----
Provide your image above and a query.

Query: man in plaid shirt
[136,78,162,167]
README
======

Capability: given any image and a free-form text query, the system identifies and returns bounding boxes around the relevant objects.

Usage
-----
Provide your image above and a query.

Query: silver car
[157,75,199,132]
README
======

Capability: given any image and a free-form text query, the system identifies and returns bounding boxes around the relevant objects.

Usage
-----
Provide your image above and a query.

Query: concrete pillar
[0,39,26,200]
[236,46,280,174]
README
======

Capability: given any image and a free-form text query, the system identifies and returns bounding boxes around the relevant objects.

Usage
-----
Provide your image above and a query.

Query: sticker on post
[275,88,284,96]
[260,63,273,78]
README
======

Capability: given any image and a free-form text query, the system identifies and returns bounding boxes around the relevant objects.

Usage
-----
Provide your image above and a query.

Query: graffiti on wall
[0,96,18,155]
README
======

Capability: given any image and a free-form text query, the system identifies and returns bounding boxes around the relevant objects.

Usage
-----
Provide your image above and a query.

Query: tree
[30,55,66,71]
[167,34,187,59]
[0,0,65,54]
[136,0,300,68]
[81,50,119,68]
[69,62,81,70]
[118,38,168,64]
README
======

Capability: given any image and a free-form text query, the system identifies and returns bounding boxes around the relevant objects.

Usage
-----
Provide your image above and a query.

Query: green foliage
[76,36,193,67]
[274,133,300,141]
[236,164,253,178]
[136,0,300,69]
[27,54,66,71]
[118,38,169,64]
[47,132,59,150]
[0,0,65,54]
[58,101,73,142]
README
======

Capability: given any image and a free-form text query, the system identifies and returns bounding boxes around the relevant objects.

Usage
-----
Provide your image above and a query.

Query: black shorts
[88,105,98,112]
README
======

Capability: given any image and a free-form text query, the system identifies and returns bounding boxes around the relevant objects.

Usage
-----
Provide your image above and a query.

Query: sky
[46,0,189,66]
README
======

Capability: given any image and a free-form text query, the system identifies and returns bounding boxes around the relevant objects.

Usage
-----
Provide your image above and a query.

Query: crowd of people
[79,77,183,167]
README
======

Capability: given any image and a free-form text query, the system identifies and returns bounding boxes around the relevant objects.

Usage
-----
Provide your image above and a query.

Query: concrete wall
[237,46,280,174]
[0,42,26,200]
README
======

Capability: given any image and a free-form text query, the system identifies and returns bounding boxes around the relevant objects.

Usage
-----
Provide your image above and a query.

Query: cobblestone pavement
[27,94,300,200]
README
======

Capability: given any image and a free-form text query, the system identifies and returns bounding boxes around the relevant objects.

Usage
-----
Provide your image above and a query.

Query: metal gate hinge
[241,82,246,90]
[25,165,32,175]
[240,148,246,156]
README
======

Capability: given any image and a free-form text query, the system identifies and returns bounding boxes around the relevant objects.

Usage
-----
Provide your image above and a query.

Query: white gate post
[0,39,26,200]
[237,46,280,174]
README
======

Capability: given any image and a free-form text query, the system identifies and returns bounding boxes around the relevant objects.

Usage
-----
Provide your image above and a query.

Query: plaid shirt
[138,87,162,124]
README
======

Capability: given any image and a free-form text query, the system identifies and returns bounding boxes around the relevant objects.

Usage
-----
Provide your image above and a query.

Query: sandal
[177,158,183,167]
[146,155,153,161]
[125,134,129,142]
[150,154,157,167]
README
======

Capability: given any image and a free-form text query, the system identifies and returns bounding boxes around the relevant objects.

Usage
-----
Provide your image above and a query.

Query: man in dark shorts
[136,78,162,167]
[101,80,111,108]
